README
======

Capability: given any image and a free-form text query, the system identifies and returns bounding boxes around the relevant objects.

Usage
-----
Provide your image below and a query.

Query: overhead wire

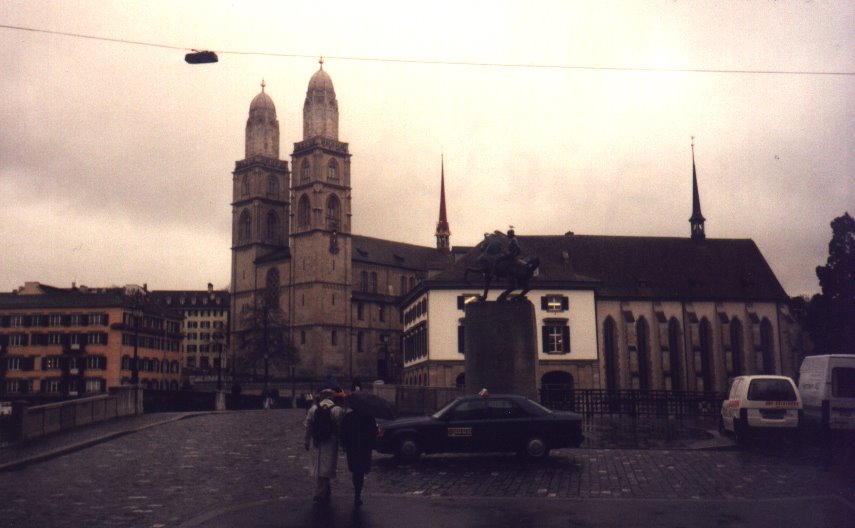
[2,22,854,77]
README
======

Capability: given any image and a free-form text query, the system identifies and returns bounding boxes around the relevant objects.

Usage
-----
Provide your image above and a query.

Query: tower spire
[689,137,706,241]
[435,154,451,255]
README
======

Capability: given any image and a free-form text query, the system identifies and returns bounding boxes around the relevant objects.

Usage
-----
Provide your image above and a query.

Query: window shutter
[457,296,465,310]
[541,326,549,353]
[457,326,465,354]
[561,297,569,310]
[541,297,548,310]
[562,326,570,352]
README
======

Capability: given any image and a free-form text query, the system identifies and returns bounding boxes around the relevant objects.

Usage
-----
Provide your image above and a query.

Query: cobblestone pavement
[0,410,853,527]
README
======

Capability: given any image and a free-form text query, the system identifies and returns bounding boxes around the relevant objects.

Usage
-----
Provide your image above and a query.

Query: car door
[442,399,487,453]
[482,398,532,452]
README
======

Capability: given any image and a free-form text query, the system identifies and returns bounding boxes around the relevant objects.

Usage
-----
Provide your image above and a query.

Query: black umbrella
[347,391,397,420]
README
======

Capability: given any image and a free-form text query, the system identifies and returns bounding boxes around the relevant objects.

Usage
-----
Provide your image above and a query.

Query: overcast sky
[1,1,852,298]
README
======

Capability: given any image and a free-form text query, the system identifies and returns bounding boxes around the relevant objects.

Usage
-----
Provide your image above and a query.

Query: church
[230,62,804,393]
[230,62,450,385]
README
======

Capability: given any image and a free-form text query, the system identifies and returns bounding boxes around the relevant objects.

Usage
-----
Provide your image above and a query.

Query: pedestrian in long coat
[339,408,378,506]
[303,389,344,503]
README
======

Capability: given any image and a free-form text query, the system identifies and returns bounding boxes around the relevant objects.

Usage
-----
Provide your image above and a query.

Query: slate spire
[435,155,451,255]
[689,138,706,241]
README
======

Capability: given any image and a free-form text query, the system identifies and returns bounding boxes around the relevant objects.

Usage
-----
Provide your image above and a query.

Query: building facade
[230,64,449,385]
[149,284,230,378]
[399,149,805,394]
[0,283,183,401]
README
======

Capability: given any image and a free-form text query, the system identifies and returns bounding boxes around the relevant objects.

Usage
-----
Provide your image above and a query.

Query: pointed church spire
[435,154,451,255]
[689,137,706,241]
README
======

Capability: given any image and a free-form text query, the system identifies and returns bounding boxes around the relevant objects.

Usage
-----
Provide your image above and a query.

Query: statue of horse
[464,232,539,301]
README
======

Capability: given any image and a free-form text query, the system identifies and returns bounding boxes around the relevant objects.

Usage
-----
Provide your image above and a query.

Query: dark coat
[340,409,378,474]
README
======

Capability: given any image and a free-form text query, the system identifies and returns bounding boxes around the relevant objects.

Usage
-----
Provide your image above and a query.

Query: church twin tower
[230,62,414,381]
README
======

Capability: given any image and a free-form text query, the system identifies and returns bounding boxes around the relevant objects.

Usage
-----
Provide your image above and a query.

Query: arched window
[603,317,618,390]
[238,210,251,242]
[455,372,466,389]
[265,268,280,309]
[326,195,341,231]
[636,317,651,390]
[667,318,683,391]
[759,318,775,374]
[266,211,279,242]
[267,175,278,196]
[297,195,311,228]
[241,175,249,196]
[698,318,714,391]
[301,159,310,181]
[730,318,744,377]
[327,159,338,180]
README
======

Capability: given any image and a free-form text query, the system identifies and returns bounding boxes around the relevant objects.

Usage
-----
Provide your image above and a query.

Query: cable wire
[2,23,854,77]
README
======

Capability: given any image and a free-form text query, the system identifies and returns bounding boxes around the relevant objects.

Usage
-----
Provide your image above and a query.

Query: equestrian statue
[464,229,540,302]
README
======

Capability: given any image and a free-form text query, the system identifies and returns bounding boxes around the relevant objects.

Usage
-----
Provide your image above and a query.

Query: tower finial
[319,56,324,69]
[261,78,266,92]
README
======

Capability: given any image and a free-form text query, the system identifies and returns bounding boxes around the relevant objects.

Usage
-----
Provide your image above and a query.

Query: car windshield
[747,379,797,401]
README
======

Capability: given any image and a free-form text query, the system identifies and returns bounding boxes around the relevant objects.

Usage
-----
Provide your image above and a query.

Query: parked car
[374,393,584,462]
[798,354,855,432]
[720,375,802,441]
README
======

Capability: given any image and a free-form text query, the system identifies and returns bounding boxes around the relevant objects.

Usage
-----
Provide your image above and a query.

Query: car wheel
[522,436,549,459]
[394,436,421,463]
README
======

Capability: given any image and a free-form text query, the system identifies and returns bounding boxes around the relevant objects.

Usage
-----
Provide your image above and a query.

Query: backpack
[311,404,334,444]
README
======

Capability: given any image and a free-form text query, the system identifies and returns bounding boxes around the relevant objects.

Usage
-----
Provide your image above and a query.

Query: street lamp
[131,294,143,386]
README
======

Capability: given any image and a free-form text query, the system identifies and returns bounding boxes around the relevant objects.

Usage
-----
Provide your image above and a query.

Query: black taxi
[374,394,584,462]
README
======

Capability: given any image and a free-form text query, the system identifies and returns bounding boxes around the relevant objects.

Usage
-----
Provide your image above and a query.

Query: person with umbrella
[340,392,395,506]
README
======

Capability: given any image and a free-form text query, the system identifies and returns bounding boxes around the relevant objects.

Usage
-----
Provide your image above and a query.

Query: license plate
[760,409,786,419]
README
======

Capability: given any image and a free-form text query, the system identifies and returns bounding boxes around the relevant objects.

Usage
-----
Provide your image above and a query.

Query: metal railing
[540,387,724,418]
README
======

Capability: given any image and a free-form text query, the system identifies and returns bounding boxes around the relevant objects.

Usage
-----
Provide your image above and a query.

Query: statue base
[464,300,538,401]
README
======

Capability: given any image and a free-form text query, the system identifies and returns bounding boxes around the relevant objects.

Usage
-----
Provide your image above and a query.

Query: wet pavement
[1,409,853,527]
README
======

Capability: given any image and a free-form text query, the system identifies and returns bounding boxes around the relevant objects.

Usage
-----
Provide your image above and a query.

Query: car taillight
[376,428,385,439]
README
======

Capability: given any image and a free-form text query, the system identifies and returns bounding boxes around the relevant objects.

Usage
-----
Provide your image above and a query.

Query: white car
[720,375,802,442]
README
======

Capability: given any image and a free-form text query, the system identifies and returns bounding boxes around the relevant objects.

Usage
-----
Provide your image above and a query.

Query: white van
[720,375,802,441]
[798,354,855,431]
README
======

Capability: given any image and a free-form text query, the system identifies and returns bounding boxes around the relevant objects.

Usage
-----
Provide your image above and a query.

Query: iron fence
[540,386,724,418]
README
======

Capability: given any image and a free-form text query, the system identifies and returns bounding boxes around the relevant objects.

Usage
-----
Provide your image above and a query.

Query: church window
[300,330,306,345]
[266,211,279,242]
[241,175,249,196]
[400,276,407,295]
[301,159,310,181]
[370,272,378,293]
[698,318,714,390]
[267,175,278,196]
[265,268,280,309]
[360,271,368,293]
[357,302,364,320]
[758,318,775,374]
[542,320,569,354]
[298,195,311,227]
[357,332,364,352]
[238,210,251,242]
[636,317,651,390]
[331,330,338,346]
[731,318,744,377]
[667,318,683,391]
[326,195,341,231]
[379,305,385,322]
[603,317,618,390]
[327,159,338,180]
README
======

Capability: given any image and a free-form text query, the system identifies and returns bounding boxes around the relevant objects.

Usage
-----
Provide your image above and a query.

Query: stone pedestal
[464,300,538,401]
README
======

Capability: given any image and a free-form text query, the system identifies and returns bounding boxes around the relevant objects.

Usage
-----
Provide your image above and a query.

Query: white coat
[304,399,344,479]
